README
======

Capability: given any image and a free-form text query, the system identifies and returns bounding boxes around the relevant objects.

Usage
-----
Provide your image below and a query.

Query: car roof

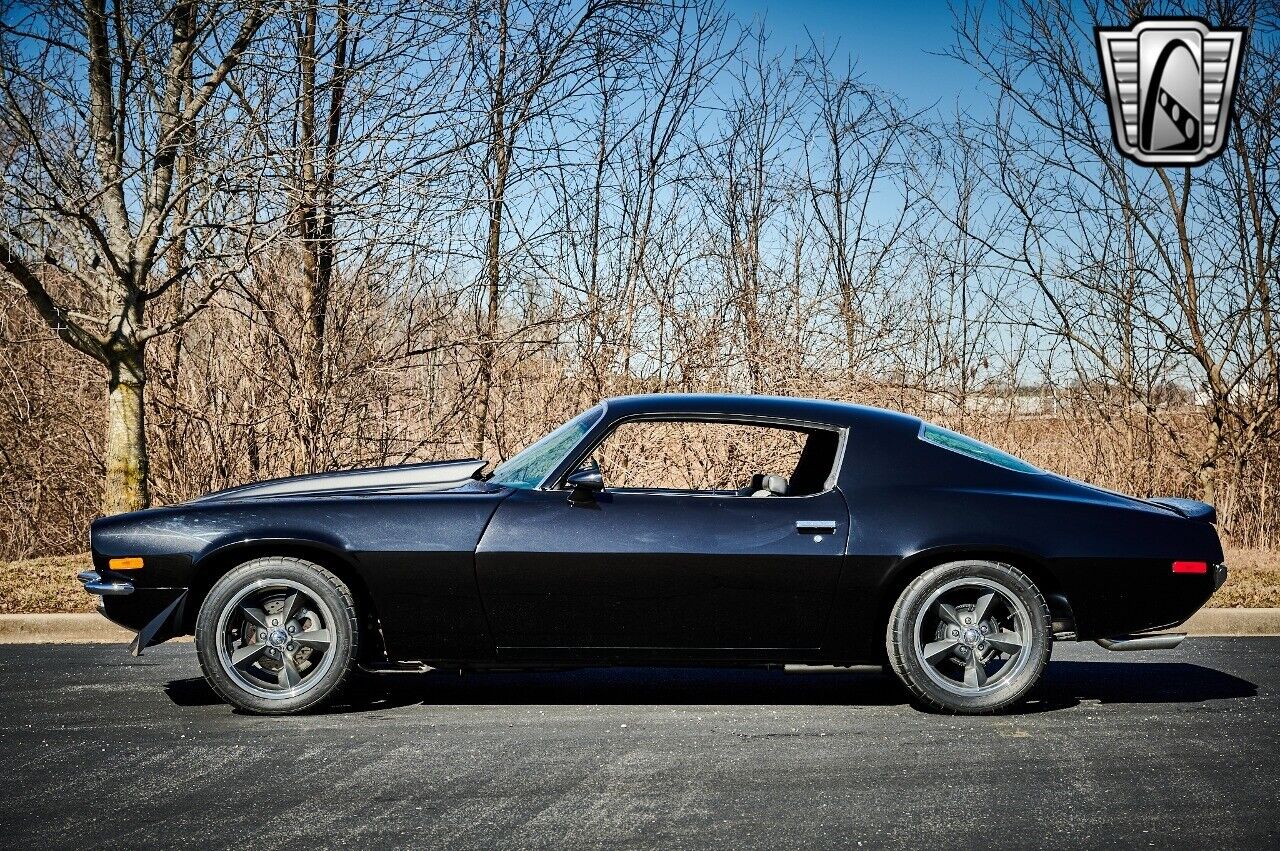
[600,393,919,430]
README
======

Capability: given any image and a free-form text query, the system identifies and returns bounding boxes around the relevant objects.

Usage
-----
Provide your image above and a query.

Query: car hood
[191,458,488,503]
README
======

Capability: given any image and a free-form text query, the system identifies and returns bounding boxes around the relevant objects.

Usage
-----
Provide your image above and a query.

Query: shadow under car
[165,658,1258,715]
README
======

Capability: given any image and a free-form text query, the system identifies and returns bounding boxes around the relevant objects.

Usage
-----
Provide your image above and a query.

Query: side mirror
[565,466,604,505]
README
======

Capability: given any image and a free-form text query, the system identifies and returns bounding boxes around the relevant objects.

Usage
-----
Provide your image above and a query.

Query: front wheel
[885,560,1051,714]
[195,557,359,715]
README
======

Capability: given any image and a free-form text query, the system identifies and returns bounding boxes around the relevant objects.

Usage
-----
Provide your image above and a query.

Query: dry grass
[1,546,1276,615]
[1212,547,1280,608]
[0,553,95,614]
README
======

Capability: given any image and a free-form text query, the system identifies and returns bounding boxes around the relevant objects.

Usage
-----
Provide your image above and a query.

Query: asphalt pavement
[0,639,1276,850]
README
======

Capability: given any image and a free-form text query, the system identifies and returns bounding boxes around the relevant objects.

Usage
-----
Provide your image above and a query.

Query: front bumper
[77,570,134,596]
[79,571,188,655]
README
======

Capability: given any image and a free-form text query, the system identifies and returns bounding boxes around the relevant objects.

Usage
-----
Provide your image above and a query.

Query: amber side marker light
[1172,561,1208,574]
[108,557,144,571]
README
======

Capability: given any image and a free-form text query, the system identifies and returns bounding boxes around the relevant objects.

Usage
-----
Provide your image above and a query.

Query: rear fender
[882,544,1062,601]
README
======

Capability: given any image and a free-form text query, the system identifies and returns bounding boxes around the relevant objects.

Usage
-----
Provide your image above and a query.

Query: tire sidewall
[195,557,358,715]
[887,560,1051,714]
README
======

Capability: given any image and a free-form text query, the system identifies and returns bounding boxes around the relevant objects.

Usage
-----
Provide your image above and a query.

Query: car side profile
[81,394,1227,714]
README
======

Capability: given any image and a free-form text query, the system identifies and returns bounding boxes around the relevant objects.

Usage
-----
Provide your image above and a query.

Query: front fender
[191,530,355,572]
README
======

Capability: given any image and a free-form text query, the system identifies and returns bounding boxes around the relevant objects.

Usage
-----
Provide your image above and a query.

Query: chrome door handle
[796,520,838,534]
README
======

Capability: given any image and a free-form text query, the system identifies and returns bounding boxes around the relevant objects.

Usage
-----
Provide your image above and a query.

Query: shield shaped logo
[1095,18,1246,166]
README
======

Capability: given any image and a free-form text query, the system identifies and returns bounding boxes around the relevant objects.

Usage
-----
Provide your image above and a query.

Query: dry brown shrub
[2,291,1276,561]
[1211,547,1280,608]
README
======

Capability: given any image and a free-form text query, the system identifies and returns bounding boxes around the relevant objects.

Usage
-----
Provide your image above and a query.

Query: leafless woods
[1,0,1277,558]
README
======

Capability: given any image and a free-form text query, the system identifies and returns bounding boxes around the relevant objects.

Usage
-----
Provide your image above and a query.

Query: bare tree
[463,0,670,454]
[699,28,799,392]
[546,0,734,393]
[288,0,355,468]
[908,111,1025,417]
[225,0,470,472]
[952,0,1280,532]
[800,43,923,376]
[0,0,275,512]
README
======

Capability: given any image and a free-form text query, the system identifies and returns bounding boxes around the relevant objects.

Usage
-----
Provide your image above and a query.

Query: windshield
[489,405,604,489]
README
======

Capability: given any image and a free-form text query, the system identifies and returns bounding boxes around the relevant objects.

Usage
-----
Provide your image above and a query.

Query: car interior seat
[737,473,765,496]
[750,474,788,497]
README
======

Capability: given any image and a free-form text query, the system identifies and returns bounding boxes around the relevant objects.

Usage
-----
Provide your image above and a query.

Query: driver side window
[586,420,837,496]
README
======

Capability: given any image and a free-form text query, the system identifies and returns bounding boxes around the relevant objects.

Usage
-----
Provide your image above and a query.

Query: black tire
[885,560,1051,714]
[195,557,359,715]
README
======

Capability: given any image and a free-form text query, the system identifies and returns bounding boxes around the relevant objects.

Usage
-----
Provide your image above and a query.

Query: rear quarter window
[919,423,1041,475]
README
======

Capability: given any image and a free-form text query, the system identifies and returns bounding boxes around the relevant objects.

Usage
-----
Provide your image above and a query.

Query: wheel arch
[876,546,1074,637]
[184,538,386,661]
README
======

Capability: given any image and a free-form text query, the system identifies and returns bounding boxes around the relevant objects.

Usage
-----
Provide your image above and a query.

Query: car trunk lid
[1146,497,1217,524]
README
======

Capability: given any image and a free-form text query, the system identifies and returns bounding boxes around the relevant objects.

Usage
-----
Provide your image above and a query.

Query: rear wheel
[886,560,1051,714]
[195,557,359,715]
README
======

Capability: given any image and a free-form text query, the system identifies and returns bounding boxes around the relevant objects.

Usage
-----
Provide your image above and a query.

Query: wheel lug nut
[951,629,960,637]
[957,646,968,655]
[259,631,267,641]
[979,641,987,650]
[287,642,297,651]
[288,625,297,634]
[272,619,279,626]
[964,617,972,624]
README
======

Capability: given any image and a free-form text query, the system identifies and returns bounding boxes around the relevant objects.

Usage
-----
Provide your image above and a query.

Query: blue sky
[723,0,984,110]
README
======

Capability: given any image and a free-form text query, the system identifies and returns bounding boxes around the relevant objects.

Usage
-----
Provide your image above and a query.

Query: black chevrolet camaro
[82,394,1226,714]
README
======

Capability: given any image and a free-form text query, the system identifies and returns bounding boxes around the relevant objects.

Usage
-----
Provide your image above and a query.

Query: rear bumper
[1095,564,1225,650]
[1061,558,1229,640]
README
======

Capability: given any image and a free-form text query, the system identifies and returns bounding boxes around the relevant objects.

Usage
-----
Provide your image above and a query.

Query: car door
[473,484,849,654]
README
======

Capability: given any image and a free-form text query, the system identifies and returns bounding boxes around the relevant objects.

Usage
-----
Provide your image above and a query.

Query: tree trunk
[292,0,324,473]
[472,162,505,456]
[104,355,150,514]
[1196,415,1223,509]
[472,0,509,458]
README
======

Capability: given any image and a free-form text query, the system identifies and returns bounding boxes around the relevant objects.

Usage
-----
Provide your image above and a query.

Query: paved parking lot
[0,639,1276,849]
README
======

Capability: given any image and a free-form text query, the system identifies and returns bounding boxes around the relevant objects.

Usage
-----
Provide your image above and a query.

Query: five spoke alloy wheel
[196,557,359,715]
[215,579,337,700]
[887,560,1051,714]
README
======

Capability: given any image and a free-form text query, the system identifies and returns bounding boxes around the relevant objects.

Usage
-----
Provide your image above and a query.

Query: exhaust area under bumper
[1095,633,1186,651]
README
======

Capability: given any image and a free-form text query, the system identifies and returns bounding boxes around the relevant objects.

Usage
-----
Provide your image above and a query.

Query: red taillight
[1172,561,1208,574]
